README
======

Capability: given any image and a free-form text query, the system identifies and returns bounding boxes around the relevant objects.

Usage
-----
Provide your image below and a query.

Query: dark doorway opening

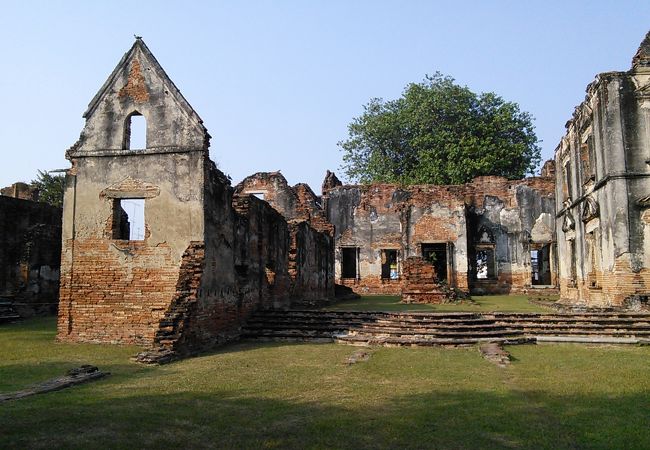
[531,244,552,285]
[421,243,447,281]
[341,247,358,279]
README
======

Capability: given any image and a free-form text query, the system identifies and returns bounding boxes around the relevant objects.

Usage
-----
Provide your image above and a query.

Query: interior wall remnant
[234,171,335,305]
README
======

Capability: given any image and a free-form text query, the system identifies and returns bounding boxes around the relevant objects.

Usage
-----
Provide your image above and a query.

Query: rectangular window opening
[341,247,358,279]
[113,198,145,241]
[381,249,399,280]
[475,248,495,280]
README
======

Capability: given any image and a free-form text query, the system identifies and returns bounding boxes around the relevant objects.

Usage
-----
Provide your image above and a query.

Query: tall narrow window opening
[123,113,146,150]
[381,249,399,280]
[475,248,496,280]
[341,247,358,279]
[112,198,145,240]
[531,244,552,285]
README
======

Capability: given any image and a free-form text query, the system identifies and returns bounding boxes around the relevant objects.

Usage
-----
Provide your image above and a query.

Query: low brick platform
[242,310,650,347]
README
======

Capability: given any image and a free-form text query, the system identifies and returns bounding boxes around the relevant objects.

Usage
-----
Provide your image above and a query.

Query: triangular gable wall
[70,38,209,155]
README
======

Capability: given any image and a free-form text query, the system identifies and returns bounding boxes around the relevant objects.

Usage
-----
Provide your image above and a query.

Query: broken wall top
[68,38,210,157]
[323,173,553,211]
[558,30,650,147]
[632,30,650,70]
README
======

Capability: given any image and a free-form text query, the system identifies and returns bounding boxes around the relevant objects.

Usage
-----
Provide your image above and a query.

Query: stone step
[535,336,644,344]
[244,320,509,332]
[495,317,650,324]
[241,309,650,347]
[241,330,337,339]
[346,328,523,339]
[508,322,650,331]
[334,334,533,347]
[493,313,650,321]
[523,328,650,336]
[244,318,368,327]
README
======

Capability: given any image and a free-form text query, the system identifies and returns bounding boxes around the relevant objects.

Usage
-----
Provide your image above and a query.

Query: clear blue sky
[1,1,648,193]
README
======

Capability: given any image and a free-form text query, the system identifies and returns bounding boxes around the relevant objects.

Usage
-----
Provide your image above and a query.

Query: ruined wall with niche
[325,175,555,296]
[0,196,61,316]
[465,176,556,295]
[555,31,650,307]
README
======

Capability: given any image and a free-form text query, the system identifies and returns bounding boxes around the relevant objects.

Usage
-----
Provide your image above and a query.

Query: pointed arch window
[123,112,147,150]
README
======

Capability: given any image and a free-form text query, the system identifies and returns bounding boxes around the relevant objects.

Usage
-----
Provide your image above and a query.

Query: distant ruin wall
[325,175,556,296]
[0,196,61,316]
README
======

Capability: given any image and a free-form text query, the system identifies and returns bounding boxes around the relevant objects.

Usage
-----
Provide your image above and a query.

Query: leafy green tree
[31,170,65,208]
[339,73,541,185]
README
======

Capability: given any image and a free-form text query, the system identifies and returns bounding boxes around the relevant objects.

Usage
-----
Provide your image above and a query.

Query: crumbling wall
[235,171,335,304]
[57,39,212,346]
[0,196,61,316]
[288,220,335,306]
[465,176,556,294]
[57,39,334,356]
[1,182,39,201]
[232,192,292,310]
[235,172,299,219]
[401,257,448,304]
[57,151,207,345]
[326,183,469,294]
[555,31,650,307]
[235,171,332,232]
[325,175,556,296]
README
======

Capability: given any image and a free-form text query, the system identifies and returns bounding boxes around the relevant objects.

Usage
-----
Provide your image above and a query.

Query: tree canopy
[339,73,541,185]
[31,170,65,208]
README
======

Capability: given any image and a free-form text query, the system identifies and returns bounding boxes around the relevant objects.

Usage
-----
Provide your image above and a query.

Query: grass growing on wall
[2,316,650,449]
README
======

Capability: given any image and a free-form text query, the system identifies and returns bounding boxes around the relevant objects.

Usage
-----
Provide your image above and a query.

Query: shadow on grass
[1,387,649,449]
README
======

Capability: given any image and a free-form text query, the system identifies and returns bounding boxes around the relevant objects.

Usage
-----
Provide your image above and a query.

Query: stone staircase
[0,298,20,323]
[241,310,650,346]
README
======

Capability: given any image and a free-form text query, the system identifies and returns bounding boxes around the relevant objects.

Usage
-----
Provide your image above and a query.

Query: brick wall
[0,196,61,316]
[57,238,179,344]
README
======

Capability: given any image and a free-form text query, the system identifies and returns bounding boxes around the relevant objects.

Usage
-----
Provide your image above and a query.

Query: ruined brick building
[56,39,333,356]
[54,32,650,356]
[322,171,556,296]
[555,31,650,307]
[227,168,556,297]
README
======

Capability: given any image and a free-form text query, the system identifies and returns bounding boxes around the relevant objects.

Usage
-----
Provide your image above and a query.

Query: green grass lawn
[2,316,650,449]
[326,294,556,313]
